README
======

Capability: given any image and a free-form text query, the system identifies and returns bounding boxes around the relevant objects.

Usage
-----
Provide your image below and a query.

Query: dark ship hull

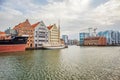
[0,36,28,53]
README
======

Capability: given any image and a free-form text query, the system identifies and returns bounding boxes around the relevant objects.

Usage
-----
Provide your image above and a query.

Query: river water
[0,46,120,80]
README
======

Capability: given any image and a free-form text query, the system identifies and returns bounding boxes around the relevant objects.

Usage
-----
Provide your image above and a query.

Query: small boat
[0,36,28,53]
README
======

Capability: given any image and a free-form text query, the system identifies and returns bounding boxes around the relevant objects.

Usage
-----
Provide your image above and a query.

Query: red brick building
[0,31,6,40]
[84,37,107,46]
[13,19,35,48]
[0,31,11,40]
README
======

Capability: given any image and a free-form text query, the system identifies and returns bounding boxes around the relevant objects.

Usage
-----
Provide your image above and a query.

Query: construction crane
[88,28,93,37]
[90,28,97,37]
[79,27,98,37]
[79,27,93,37]
[93,28,97,37]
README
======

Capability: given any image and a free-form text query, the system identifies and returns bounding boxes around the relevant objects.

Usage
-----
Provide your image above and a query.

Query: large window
[39,40,45,42]
[39,36,45,38]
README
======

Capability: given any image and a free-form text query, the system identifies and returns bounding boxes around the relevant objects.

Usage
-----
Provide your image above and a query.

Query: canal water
[0,46,120,80]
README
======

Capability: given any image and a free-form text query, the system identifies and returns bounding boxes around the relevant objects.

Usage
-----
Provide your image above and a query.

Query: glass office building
[97,30,120,45]
[79,33,89,45]
[62,35,68,45]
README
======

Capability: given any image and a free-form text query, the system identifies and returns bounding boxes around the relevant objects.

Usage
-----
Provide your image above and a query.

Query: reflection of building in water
[68,39,79,45]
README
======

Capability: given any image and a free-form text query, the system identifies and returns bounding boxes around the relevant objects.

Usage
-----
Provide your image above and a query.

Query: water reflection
[0,46,120,80]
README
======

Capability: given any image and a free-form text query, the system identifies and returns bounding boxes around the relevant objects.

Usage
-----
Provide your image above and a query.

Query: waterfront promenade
[0,46,120,80]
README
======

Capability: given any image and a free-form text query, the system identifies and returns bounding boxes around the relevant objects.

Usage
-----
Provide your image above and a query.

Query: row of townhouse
[13,19,61,49]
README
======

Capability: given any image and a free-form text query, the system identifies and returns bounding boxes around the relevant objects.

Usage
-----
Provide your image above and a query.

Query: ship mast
[58,19,60,43]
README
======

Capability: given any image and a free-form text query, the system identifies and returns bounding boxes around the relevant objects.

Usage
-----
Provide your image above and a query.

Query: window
[39,36,45,38]
[39,40,45,42]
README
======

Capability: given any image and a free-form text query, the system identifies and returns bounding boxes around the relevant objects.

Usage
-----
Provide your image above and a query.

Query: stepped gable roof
[47,25,53,30]
[13,19,31,29]
[31,22,40,29]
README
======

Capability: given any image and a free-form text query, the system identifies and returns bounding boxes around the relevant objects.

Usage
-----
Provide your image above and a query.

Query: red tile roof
[47,25,53,30]
[0,31,5,35]
[31,22,40,28]
[13,19,31,29]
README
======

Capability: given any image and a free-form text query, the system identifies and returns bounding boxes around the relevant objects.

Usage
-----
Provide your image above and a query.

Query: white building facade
[34,21,48,48]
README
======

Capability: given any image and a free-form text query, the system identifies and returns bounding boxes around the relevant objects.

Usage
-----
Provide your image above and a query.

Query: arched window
[30,44,32,47]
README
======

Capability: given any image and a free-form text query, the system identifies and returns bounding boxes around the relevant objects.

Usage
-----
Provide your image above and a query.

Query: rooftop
[31,22,40,29]
[47,25,53,30]
[13,19,31,29]
[0,31,5,35]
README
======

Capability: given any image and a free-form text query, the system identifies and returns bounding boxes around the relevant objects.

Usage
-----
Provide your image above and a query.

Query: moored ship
[0,36,28,53]
[42,45,65,50]
[42,43,65,50]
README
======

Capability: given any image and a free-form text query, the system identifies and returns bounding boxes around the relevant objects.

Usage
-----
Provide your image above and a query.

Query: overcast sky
[0,0,120,39]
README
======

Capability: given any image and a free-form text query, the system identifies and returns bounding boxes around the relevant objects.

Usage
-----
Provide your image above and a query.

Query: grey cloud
[0,0,120,40]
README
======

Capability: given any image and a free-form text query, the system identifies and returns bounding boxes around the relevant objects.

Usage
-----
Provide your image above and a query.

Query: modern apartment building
[79,33,89,45]
[97,30,120,45]
[62,35,68,45]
